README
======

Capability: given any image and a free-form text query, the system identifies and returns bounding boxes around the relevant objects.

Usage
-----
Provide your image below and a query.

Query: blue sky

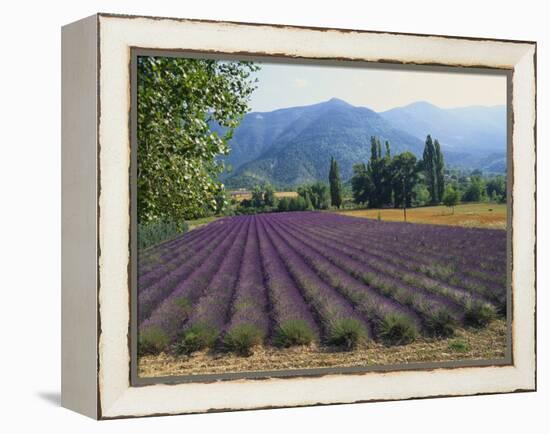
[248,61,507,113]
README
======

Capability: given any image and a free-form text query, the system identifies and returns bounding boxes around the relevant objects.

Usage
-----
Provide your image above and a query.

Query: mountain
[221,99,507,189]
[223,98,424,188]
[380,101,506,168]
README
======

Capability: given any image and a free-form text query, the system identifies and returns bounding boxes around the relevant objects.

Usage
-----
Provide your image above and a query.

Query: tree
[412,184,430,207]
[263,184,277,207]
[442,185,460,214]
[277,197,290,212]
[486,176,506,202]
[462,176,486,202]
[366,136,392,208]
[298,183,330,210]
[289,196,307,211]
[390,152,419,211]
[351,163,372,205]
[251,185,265,208]
[422,135,438,204]
[137,56,259,224]
[329,157,343,208]
[434,139,445,202]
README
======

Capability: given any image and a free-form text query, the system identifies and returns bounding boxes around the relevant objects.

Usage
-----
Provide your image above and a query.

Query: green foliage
[174,323,219,355]
[448,339,471,353]
[412,183,430,206]
[390,151,419,208]
[138,218,188,250]
[329,156,343,208]
[486,175,506,202]
[434,139,445,202]
[277,197,290,212]
[351,162,372,205]
[367,136,393,208]
[137,56,259,224]
[327,318,368,350]
[462,176,487,202]
[251,185,265,208]
[138,326,169,355]
[298,182,331,210]
[263,184,277,207]
[377,313,418,346]
[425,309,457,337]
[224,324,265,356]
[422,134,445,204]
[273,319,316,347]
[289,196,308,211]
[442,185,461,213]
[464,300,496,328]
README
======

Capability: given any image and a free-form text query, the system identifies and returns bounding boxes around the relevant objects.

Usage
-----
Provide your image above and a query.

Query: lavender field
[138,212,507,357]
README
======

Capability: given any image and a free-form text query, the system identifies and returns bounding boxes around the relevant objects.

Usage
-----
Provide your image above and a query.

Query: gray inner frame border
[129,48,513,387]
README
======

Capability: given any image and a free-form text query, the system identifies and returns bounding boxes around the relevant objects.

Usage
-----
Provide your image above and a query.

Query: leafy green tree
[434,139,445,202]
[367,136,392,208]
[390,152,419,208]
[277,197,290,212]
[289,196,307,211]
[486,176,506,202]
[462,176,487,202]
[329,157,343,208]
[263,184,277,207]
[298,182,330,210]
[351,163,372,205]
[442,185,460,213]
[412,184,430,207]
[310,182,331,209]
[422,135,438,204]
[251,185,265,208]
[137,56,258,224]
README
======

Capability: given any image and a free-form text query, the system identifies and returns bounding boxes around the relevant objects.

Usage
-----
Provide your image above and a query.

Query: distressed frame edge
[61,13,100,420]
[94,14,536,419]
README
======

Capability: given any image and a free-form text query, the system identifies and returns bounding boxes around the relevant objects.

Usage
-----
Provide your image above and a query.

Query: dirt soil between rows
[138,319,507,379]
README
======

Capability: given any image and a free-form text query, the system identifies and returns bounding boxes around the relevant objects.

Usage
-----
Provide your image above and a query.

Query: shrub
[327,318,368,350]
[273,319,315,348]
[173,323,219,355]
[448,339,470,353]
[425,309,457,338]
[138,218,188,250]
[377,314,418,346]
[464,300,496,328]
[138,326,170,355]
[224,324,265,356]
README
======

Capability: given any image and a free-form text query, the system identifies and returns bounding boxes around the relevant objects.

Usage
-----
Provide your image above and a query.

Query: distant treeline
[233,134,506,216]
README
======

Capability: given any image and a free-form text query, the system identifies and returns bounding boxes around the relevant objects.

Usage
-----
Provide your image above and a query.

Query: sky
[248,61,507,113]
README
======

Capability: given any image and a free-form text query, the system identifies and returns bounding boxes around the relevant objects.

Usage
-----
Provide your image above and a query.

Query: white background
[0,0,546,432]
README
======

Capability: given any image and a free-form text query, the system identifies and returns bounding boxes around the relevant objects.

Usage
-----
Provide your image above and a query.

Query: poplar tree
[434,139,445,203]
[422,135,438,204]
[329,156,343,208]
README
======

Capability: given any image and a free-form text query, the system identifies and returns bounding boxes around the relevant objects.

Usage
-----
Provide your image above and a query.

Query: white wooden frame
[61,13,536,419]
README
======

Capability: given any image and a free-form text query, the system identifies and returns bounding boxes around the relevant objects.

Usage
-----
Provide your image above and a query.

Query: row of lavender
[138,212,507,355]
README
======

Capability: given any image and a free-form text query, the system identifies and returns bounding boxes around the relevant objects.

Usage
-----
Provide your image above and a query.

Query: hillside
[221,99,506,188]
[224,99,423,188]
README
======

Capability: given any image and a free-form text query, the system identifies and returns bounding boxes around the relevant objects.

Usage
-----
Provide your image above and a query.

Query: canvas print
[135,55,509,379]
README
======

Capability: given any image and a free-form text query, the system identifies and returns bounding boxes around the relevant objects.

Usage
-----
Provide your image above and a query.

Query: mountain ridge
[220,98,506,189]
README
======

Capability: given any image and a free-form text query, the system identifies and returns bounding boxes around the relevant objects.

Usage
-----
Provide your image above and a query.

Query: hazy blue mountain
[221,99,506,189]
[380,101,506,152]
[224,98,424,188]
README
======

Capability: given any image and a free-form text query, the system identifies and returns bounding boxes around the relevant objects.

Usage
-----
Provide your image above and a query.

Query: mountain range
[217,98,506,189]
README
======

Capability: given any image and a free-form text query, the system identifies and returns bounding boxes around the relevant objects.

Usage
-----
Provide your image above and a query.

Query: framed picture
[61,13,536,419]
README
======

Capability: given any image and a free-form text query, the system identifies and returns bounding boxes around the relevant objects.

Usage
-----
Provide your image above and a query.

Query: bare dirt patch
[138,319,507,378]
